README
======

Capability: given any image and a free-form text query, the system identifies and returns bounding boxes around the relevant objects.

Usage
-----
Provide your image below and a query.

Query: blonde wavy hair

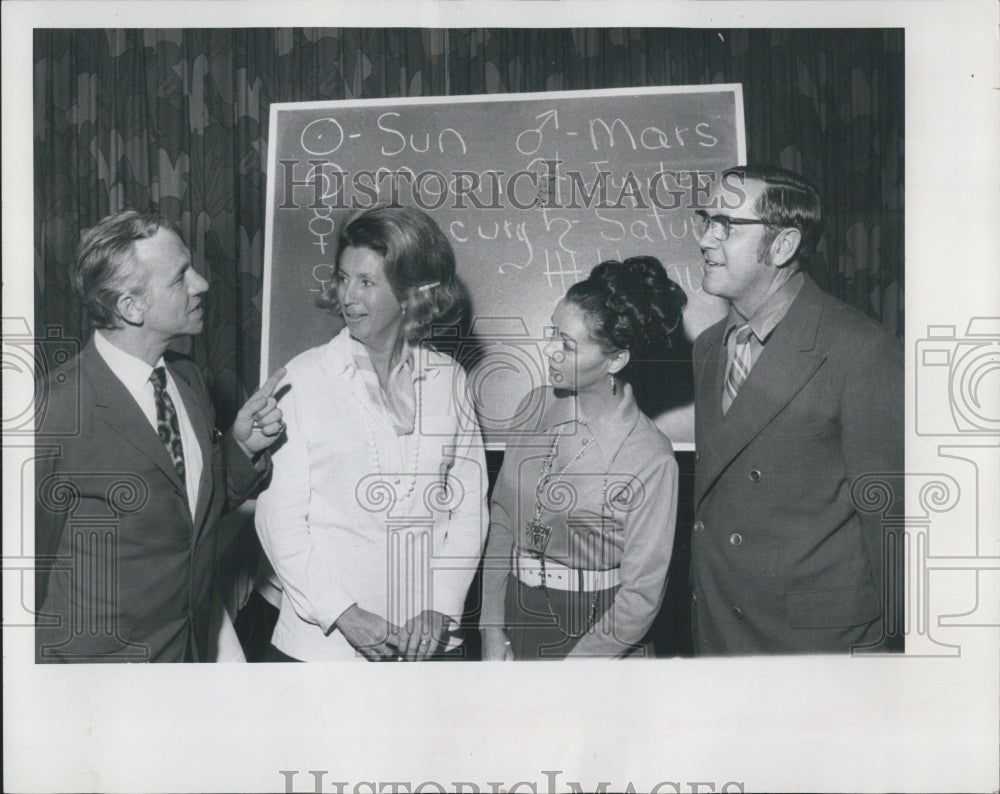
[318,205,462,343]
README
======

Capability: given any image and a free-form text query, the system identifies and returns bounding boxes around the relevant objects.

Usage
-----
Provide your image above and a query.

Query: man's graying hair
[73,209,177,329]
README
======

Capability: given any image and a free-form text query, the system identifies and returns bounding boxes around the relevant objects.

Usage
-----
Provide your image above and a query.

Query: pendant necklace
[525,421,610,639]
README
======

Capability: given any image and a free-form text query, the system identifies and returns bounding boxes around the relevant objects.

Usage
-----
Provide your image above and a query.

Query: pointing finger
[255,367,287,400]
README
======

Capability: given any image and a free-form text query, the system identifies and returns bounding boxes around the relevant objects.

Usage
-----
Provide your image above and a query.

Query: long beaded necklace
[367,420,421,501]
[525,422,610,639]
[359,365,421,503]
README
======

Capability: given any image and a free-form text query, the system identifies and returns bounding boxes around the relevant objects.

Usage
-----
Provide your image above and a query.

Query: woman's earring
[610,374,617,396]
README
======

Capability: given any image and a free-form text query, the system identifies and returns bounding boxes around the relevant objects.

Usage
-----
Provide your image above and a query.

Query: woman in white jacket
[255,206,487,662]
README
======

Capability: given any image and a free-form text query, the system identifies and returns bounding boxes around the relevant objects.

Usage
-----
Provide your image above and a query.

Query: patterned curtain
[34,28,904,426]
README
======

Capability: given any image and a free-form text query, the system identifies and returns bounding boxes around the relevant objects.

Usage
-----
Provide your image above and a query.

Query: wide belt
[515,553,620,593]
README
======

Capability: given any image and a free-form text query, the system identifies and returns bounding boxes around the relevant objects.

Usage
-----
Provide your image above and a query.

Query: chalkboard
[262,85,745,447]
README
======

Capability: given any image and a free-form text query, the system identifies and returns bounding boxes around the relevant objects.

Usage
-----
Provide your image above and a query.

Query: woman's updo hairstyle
[564,256,687,385]
[318,205,463,343]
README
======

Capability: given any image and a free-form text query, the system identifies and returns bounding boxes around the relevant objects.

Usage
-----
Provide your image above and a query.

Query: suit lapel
[168,358,214,538]
[693,323,727,504]
[83,341,189,498]
[696,277,827,506]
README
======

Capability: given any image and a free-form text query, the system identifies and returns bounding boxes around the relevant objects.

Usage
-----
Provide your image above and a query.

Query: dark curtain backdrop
[34,28,904,426]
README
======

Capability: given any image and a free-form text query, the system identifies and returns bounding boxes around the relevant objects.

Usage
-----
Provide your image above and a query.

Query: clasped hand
[337,604,453,662]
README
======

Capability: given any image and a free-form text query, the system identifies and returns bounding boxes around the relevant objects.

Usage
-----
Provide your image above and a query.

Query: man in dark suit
[35,210,285,662]
[690,166,903,655]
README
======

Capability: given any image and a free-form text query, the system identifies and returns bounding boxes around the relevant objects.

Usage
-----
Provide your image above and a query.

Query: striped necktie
[722,324,754,414]
[150,366,186,481]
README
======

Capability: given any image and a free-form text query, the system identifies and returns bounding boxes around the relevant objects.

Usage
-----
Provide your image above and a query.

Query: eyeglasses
[692,210,772,241]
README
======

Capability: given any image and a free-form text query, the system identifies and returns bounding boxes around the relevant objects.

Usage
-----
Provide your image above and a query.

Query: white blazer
[255,328,488,661]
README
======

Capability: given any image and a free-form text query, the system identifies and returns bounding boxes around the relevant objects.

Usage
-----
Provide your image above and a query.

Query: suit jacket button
[694,452,700,463]
[729,533,743,546]
[693,520,705,532]
[748,469,762,482]
[732,606,744,619]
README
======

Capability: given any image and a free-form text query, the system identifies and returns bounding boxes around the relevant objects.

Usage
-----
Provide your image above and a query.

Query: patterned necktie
[723,324,754,414]
[150,366,186,482]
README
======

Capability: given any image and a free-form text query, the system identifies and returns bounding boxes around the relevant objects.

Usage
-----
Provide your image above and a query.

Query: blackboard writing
[263,86,746,446]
